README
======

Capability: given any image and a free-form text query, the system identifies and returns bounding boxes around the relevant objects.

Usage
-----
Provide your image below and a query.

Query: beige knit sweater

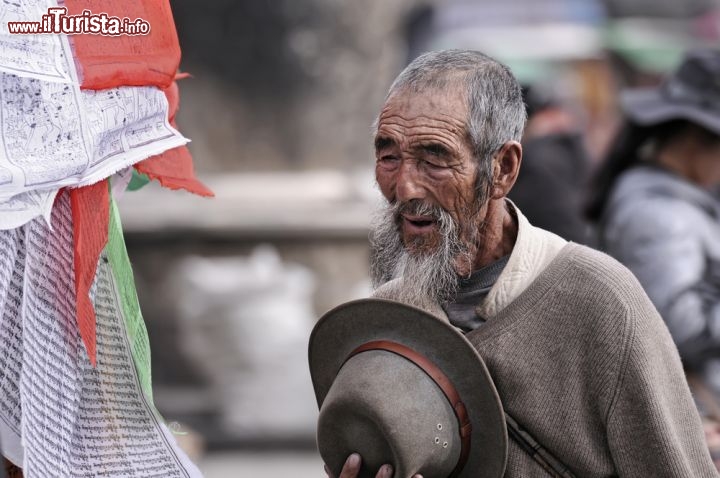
[377,243,718,477]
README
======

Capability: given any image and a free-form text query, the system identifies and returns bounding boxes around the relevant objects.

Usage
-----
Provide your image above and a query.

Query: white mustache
[395,200,444,221]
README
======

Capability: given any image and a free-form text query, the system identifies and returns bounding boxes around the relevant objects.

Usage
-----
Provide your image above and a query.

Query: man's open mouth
[409,218,433,227]
[401,214,437,233]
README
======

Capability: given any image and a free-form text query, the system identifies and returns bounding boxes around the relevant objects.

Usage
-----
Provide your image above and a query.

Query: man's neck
[472,198,518,270]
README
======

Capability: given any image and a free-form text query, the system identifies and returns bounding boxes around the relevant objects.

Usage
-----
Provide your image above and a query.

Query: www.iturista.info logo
[8,7,151,36]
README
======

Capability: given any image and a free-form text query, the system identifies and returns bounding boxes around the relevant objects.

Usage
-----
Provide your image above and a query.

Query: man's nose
[394,159,425,202]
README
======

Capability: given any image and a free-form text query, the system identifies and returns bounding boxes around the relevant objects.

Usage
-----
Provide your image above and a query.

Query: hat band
[346,340,472,478]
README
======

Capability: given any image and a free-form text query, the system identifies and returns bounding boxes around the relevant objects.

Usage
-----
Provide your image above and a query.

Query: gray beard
[369,199,477,309]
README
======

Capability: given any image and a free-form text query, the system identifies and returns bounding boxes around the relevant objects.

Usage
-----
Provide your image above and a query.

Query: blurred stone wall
[171,0,423,173]
[125,236,372,447]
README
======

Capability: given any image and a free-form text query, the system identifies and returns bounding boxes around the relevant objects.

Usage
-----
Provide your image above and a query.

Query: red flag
[69,181,110,366]
[66,0,181,90]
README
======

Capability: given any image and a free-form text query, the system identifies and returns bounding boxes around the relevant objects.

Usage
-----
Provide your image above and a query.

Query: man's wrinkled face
[374,88,482,255]
[369,88,491,306]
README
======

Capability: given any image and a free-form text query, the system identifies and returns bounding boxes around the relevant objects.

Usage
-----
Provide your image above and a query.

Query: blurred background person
[509,84,594,244]
[586,49,720,466]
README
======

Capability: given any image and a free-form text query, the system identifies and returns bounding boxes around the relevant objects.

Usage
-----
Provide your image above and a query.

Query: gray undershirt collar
[441,255,510,332]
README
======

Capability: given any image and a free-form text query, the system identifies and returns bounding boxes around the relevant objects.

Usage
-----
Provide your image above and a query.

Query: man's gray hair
[385,49,527,190]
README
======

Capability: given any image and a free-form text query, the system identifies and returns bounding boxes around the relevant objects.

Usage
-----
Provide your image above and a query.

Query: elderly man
[329,50,718,477]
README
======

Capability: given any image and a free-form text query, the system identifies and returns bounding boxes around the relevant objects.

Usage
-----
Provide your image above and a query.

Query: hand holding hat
[324,453,421,478]
[309,299,507,478]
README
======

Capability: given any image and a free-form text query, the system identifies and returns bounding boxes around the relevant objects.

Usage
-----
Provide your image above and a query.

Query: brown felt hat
[309,298,507,478]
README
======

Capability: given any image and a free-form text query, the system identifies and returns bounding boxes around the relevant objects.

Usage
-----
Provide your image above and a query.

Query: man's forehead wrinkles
[378,112,465,129]
[408,133,462,148]
[377,124,460,142]
[378,116,464,133]
[378,123,462,138]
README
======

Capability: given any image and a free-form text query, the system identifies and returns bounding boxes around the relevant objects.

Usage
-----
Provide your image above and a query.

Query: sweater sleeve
[606,304,718,477]
[604,198,720,370]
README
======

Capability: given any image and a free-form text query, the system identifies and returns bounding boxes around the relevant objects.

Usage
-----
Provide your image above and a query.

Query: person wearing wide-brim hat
[312,49,718,478]
[587,49,720,466]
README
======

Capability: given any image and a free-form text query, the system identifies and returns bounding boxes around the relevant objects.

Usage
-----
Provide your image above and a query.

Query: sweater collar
[474,200,567,319]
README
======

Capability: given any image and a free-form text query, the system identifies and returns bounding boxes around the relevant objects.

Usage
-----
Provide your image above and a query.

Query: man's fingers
[338,453,361,478]
[329,454,395,478]
[375,464,393,478]
[412,475,424,478]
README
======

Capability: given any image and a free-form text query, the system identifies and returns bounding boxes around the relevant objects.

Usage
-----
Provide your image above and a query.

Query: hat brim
[621,89,720,136]
[309,298,507,478]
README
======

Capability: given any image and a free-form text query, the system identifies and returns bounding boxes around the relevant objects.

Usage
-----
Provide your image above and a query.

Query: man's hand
[324,453,423,478]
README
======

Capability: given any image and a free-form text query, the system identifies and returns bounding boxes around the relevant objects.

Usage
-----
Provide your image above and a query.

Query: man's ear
[490,141,522,199]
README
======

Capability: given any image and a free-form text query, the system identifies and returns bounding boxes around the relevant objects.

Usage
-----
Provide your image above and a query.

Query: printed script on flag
[0,194,202,477]
[0,1,189,229]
